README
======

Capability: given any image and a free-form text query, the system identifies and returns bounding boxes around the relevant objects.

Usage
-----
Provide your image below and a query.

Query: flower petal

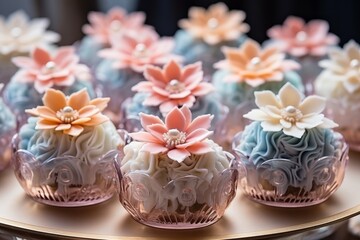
[167,148,190,163]
[68,88,90,110]
[164,60,181,81]
[35,119,59,130]
[33,47,51,66]
[278,83,302,107]
[282,125,305,138]
[63,125,84,136]
[165,107,186,131]
[299,95,326,115]
[147,123,168,141]
[55,124,71,131]
[254,90,281,108]
[129,131,163,144]
[243,109,272,121]
[186,115,213,133]
[260,121,283,132]
[42,89,67,112]
[185,142,214,155]
[317,117,338,129]
[35,106,61,123]
[184,128,213,144]
[71,117,91,125]
[88,98,110,111]
[139,113,164,130]
[78,105,100,118]
[180,105,192,128]
[141,143,168,154]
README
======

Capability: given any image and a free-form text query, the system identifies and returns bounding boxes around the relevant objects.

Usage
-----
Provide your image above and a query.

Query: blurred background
[0,0,359,46]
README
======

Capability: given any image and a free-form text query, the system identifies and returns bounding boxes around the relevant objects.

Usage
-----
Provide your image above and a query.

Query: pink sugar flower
[82,7,146,45]
[132,60,214,115]
[99,28,181,73]
[12,46,90,93]
[267,16,339,57]
[129,105,214,163]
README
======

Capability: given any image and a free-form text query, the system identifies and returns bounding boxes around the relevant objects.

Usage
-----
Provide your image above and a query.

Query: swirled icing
[236,121,343,189]
[19,117,122,165]
[4,79,95,114]
[212,70,304,108]
[0,98,15,135]
[121,140,230,212]
[174,30,245,74]
[78,36,105,67]
[124,92,225,130]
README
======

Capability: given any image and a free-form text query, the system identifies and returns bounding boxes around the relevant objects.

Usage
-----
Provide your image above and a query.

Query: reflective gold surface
[1,152,360,239]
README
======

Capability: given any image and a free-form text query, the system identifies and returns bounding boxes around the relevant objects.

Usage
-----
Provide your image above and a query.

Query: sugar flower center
[10,27,22,38]
[163,129,186,148]
[133,43,147,58]
[166,79,186,94]
[110,20,122,32]
[56,106,79,123]
[207,18,219,29]
[281,105,303,123]
[350,59,359,68]
[296,31,307,42]
[247,57,261,70]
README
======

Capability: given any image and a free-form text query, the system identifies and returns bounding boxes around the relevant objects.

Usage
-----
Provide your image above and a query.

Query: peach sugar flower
[267,16,339,57]
[244,83,337,138]
[83,7,146,45]
[129,105,214,162]
[99,28,181,73]
[0,10,60,55]
[132,60,214,115]
[214,39,300,87]
[179,2,249,45]
[12,46,90,93]
[26,88,109,137]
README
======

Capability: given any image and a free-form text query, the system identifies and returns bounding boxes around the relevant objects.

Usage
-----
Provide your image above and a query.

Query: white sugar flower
[318,40,360,94]
[244,83,338,138]
[0,11,60,55]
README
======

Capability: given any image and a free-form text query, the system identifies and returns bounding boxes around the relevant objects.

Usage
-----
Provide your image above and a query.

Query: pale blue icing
[3,79,95,115]
[0,98,16,135]
[77,36,105,68]
[238,121,338,165]
[173,30,246,75]
[18,117,121,165]
[124,92,225,130]
[212,70,304,108]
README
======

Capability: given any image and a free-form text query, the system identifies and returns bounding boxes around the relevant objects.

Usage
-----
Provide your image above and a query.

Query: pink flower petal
[159,101,178,115]
[33,48,51,66]
[169,90,191,99]
[147,123,168,141]
[139,113,164,130]
[186,114,213,133]
[144,65,167,85]
[185,128,213,143]
[186,142,214,155]
[164,60,181,81]
[181,61,202,82]
[165,107,186,131]
[129,131,163,144]
[167,148,190,163]
[131,81,154,92]
[180,105,192,128]
[191,82,215,96]
[153,86,170,97]
[143,94,167,106]
[12,56,36,69]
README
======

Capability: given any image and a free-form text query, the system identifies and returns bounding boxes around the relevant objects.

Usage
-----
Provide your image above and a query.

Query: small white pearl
[45,61,56,70]
[250,57,261,66]
[169,79,179,86]
[135,43,146,53]
[350,59,359,68]
[10,27,22,38]
[285,106,297,114]
[296,31,307,42]
[110,20,122,31]
[168,129,180,137]
[63,106,74,113]
[207,18,219,29]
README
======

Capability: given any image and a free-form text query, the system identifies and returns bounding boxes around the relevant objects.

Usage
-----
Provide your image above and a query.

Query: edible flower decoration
[318,40,360,94]
[129,105,213,163]
[0,10,60,55]
[83,7,146,45]
[12,46,90,93]
[99,28,181,73]
[214,39,300,87]
[179,3,249,45]
[243,83,337,138]
[267,16,339,57]
[132,60,214,115]
[25,88,109,137]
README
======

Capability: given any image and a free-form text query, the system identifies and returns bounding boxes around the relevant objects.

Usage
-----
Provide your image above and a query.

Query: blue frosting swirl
[212,70,304,109]
[174,30,246,75]
[0,98,16,135]
[238,122,339,166]
[77,36,105,68]
[3,79,95,115]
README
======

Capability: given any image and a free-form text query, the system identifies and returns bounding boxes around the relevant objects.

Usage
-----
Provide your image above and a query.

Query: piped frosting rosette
[233,83,348,206]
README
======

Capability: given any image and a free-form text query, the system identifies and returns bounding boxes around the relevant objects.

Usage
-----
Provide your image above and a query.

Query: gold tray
[1,152,360,240]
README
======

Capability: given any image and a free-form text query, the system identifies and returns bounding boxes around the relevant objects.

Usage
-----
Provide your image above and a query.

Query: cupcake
[3,46,94,126]
[174,2,249,78]
[121,60,226,138]
[96,27,181,124]
[267,16,339,94]
[0,10,60,85]
[0,84,16,171]
[13,88,122,206]
[315,40,360,150]
[117,105,239,229]
[78,7,146,68]
[233,83,348,207]
[212,38,303,148]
